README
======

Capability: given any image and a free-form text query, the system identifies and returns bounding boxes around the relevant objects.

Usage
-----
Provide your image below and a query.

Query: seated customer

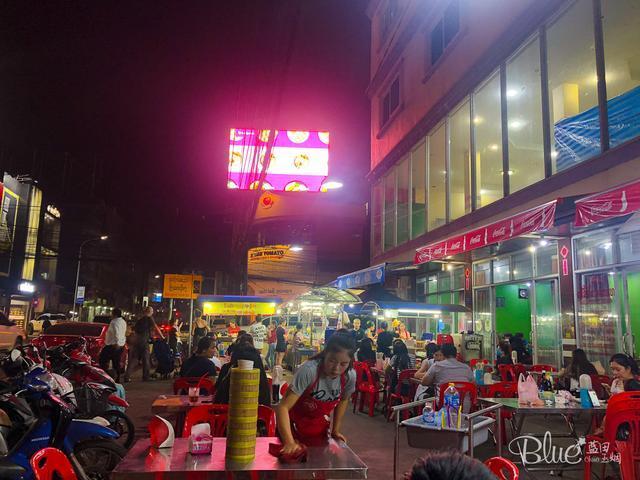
[179,337,218,378]
[386,340,413,392]
[406,450,495,480]
[604,353,640,396]
[214,343,271,406]
[414,346,443,400]
[420,344,473,391]
[495,342,514,366]
[376,321,396,358]
[559,348,597,391]
[355,337,376,365]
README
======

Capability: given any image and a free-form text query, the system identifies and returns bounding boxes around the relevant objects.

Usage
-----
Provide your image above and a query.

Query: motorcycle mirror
[9,350,21,363]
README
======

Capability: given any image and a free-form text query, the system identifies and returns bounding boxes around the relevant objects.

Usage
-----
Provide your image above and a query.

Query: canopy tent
[293,287,360,304]
[359,300,470,317]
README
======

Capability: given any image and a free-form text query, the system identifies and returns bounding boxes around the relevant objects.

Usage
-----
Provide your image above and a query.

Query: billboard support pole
[188,272,194,357]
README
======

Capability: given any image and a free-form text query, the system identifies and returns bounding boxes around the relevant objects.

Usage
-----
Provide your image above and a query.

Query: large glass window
[536,244,559,276]
[428,124,447,230]
[602,0,640,148]
[474,261,491,286]
[372,181,383,257]
[474,72,504,207]
[411,141,427,238]
[575,232,615,270]
[619,231,640,263]
[397,157,410,245]
[384,170,396,251]
[506,37,545,193]
[547,0,599,172]
[449,100,471,220]
[492,258,510,283]
[512,251,533,280]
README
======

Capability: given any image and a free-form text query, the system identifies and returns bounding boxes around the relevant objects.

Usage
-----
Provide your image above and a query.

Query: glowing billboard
[227,128,329,192]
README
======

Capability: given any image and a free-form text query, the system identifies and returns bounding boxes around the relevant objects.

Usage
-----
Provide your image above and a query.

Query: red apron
[289,366,346,439]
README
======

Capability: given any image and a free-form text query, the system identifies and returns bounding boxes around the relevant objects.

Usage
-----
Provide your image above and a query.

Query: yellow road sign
[163,274,203,299]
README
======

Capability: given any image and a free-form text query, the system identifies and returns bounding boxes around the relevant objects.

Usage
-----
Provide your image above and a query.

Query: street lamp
[73,235,109,319]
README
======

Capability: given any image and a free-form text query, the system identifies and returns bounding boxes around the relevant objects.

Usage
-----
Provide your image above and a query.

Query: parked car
[27,313,67,335]
[31,321,128,369]
[0,312,26,350]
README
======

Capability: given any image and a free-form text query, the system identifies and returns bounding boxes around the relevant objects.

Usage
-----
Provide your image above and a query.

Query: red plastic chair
[386,369,418,421]
[173,377,216,396]
[280,383,289,396]
[31,448,78,480]
[470,358,488,369]
[528,364,557,373]
[615,439,637,480]
[484,456,519,480]
[181,404,276,438]
[584,391,640,480]
[497,364,527,382]
[436,381,478,413]
[353,362,384,417]
[436,334,453,345]
[483,382,518,445]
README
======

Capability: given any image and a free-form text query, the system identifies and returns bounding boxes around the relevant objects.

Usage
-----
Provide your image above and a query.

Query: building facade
[366,0,640,367]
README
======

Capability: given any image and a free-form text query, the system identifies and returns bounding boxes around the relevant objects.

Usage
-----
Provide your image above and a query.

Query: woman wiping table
[276,331,357,455]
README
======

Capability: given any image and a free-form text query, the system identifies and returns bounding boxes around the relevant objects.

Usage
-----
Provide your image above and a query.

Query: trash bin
[401,415,494,453]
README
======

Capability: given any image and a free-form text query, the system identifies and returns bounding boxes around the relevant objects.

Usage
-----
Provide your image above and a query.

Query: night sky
[0,1,370,273]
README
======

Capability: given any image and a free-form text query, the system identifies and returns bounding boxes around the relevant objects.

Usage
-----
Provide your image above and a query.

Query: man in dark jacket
[124,306,164,382]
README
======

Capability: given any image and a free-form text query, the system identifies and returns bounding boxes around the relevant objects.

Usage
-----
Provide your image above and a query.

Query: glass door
[474,288,494,361]
[622,269,640,358]
[533,279,561,367]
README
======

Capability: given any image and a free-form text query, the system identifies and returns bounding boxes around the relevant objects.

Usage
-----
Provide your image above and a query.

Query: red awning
[574,178,640,227]
[414,200,557,265]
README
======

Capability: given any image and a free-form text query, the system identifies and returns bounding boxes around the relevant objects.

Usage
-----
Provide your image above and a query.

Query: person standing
[192,316,209,351]
[125,306,164,382]
[99,308,127,383]
[42,316,52,333]
[275,319,288,367]
[266,320,277,369]
[376,321,395,358]
[351,318,365,347]
[248,316,267,356]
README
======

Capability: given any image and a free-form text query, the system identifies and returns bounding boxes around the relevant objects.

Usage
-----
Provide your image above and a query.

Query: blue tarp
[333,263,386,290]
[555,85,640,171]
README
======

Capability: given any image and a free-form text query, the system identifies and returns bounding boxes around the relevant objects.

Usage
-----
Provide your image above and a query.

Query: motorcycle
[43,342,135,449]
[0,349,127,479]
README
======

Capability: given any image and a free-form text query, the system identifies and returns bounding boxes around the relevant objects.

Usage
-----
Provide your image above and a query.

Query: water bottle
[422,403,435,425]
[475,365,484,385]
[443,383,460,428]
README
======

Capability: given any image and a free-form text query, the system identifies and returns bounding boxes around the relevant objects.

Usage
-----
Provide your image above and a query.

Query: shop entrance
[622,269,640,357]
[474,280,561,367]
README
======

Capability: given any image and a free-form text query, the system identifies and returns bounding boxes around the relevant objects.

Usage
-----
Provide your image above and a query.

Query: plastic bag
[517,373,541,405]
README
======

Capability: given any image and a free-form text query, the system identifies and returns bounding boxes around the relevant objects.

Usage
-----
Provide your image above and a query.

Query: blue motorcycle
[0,349,127,480]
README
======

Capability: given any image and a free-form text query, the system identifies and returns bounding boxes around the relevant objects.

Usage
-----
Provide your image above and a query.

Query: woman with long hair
[355,337,376,365]
[560,348,597,391]
[606,353,640,395]
[386,340,413,392]
[276,331,356,455]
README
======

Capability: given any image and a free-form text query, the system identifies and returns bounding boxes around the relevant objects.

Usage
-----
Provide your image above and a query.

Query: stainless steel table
[112,437,368,479]
[481,398,607,477]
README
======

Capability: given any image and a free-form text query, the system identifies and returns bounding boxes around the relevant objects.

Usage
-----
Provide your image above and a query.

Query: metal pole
[168,298,173,324]
[188,272,194,357]
[73,246,82,320]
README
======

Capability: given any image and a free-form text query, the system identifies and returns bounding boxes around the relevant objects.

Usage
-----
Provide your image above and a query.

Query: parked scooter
[0,349,126,479]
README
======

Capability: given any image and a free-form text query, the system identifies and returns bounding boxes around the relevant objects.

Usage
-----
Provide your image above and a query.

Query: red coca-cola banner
[574,179,640,227]
[414,201,557,265]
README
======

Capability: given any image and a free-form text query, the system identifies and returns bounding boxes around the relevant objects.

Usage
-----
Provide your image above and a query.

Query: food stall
[358,300,473,358]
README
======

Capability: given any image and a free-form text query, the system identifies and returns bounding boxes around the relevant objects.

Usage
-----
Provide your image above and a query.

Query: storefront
[571,178,640,367]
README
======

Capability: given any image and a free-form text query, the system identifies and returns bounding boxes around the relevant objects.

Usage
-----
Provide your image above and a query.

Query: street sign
[76,286,86,305]
[162,274,203,299]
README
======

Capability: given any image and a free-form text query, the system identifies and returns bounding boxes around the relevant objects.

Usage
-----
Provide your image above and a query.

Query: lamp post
[73,235,108,320]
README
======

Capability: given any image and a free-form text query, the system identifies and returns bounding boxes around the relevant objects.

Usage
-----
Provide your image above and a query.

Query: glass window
[428,124,447,230]
[382,77,401,126]
[575,232,615,269]
[620,231,640,263]
[416,276,427,302]
[411,141,427,238]
[397,157,410,245]
[602,0,640,148]
[449,100,471,220]
[512,251,533,280]
[547,0,599,172]
[372,181,383,257]
[492,258,510,283]
[536,244,559,276]
[474,261,491,286]
[427,293,438,304]
[506,37,545,193]
[444,0,460,46]
[428,275,438,294]
[439,292,452,305]
[452,267,465,290]
[474,72,504,208]
[384,170,396,251]
[438,271,451,292]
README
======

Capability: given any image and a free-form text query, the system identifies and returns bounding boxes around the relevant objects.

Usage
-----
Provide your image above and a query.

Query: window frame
[428,0,462,67]
[380,75,402,130]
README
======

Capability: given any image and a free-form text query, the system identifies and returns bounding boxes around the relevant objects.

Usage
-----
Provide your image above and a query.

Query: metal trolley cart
[390,398,502,480]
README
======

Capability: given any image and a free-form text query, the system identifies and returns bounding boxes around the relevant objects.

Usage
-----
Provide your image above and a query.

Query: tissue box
[189,434,213,455]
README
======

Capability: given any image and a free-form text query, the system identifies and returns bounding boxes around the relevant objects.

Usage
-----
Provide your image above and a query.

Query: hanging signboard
[414,201,557,265]
[574,179,640,227]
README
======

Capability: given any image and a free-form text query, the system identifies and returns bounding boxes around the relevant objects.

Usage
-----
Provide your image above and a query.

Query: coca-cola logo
[449,240,462,250]
[492,226,506,238]
[589,200,614,213]
[469,234,482,245]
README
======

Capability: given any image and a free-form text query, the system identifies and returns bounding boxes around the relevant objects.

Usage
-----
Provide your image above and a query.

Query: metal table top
[112,437,368,479]
[481,397,607,414]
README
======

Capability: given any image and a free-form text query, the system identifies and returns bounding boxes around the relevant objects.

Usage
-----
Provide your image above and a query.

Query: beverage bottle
[422,402,435,425]
[474,364,484,385]
[443,383,460,428]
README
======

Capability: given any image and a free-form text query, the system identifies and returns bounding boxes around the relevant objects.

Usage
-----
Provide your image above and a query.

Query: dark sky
[0,1,371,272]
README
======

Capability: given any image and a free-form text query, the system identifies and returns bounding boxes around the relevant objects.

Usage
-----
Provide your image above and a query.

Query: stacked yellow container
[225,367,259,463]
